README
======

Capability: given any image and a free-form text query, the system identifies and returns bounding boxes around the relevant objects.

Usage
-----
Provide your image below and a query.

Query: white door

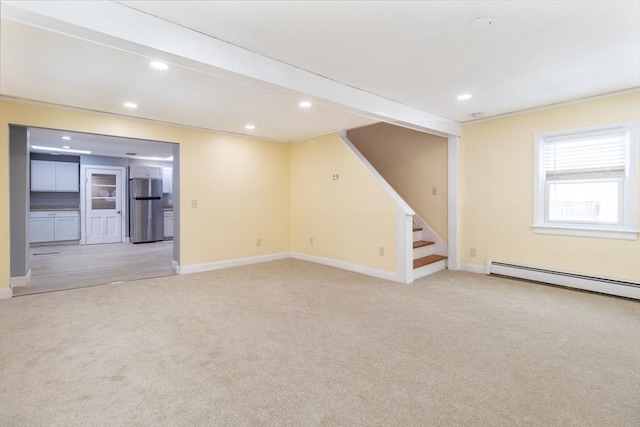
[85,168,123,244]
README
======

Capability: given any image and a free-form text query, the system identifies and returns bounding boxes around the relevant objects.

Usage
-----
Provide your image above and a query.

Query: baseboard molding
[291,252,396,282]
[460,263,487,274]
[10,269,31,288]
[0,287,13,300]
[176,252,291,275]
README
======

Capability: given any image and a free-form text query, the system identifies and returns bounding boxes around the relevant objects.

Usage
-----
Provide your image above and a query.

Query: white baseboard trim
[291,252,396,282]
[0,287,13,299]
[10,269,31,288]
[176,252,291,275]
[460,263,487,274]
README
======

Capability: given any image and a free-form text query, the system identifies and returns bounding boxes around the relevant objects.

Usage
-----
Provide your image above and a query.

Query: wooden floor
[15,241,175,296]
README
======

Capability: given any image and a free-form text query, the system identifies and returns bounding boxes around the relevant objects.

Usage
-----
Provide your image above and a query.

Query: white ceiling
[28,127,175,160]
[1,1,638,156]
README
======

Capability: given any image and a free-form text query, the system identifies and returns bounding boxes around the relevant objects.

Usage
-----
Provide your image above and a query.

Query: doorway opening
[9,125,180,296]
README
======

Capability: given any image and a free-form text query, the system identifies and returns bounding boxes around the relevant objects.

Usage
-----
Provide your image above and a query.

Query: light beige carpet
[1,259,638,426]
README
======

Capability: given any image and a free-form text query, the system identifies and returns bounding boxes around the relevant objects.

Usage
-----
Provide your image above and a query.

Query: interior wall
[347,123,448,242]
[460,92,640,282]
[290,133,397,273]
[8,126,29,280]
[0,99,291,291]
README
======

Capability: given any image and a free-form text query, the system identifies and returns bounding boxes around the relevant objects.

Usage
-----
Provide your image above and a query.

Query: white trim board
[0,287,13,300]
[176,252,290,275]
[9,269,31,288]
[291,252,396,282]
[459,263,487,274]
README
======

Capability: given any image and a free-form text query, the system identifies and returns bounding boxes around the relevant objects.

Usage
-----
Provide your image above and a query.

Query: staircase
[412,225,447,279]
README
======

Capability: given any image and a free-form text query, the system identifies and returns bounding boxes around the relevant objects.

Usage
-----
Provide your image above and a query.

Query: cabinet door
[163,214,174,238]
[162,167,172,193]
[148,166,163,179]
[54,216,79,241]
[30,217,55,242]
[31,160,56,191]
[55,162,80,192]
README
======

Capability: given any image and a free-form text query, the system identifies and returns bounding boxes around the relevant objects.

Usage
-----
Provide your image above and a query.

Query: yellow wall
[290,133,397,273]
[347,123,448,241]
[460,92,640,282]
[0,100,291,290]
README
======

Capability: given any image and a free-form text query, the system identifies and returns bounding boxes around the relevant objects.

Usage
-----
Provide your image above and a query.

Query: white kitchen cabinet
[162,167,173,193]
[30,211,80,243]
[163,210,174,238]
[31,160,79,192]
[30,217,55,243]
[130,165,162,179]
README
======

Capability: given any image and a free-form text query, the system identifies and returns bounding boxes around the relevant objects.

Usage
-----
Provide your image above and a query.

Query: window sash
[543,127,627,178]
[544,178,623,226]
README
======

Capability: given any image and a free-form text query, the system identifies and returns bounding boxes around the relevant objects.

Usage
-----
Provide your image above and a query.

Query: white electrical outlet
[191,200,198,208]
[310,237,314,245]
[470,248,476,257]
[379,246,385,256]
[256,238,262,247]
[432,187,437,195]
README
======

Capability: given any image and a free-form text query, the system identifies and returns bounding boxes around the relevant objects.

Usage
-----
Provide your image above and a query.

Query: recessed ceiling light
[31,145,91,154]
[61,136,72,140]
[150,61,169,70]
[123,102,138,109]
[299,101,312,108]
[245,124,255,130]
[457,94,472,101]
[469,16,493,30]
[62,145,71,149]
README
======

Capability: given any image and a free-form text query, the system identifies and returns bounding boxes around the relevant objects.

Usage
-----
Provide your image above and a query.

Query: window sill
[532,225,638,241]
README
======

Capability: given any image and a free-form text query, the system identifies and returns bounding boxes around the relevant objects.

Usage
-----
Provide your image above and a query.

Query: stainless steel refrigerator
[129,178,163,243]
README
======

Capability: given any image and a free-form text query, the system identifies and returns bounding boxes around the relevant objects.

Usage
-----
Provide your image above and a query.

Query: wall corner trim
[291,252,397,282]
[0,287,13,300]
[9,269,31,288]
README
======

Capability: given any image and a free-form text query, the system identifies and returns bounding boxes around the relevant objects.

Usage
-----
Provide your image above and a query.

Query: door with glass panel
[85,168,123,244]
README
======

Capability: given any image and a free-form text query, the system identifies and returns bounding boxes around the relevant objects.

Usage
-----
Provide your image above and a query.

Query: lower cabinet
[30,211,80,243]
[163,210,174,239]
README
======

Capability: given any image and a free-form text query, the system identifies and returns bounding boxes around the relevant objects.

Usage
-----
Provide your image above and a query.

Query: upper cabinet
[31,160,79,192]
[130,165,162,179]
[162,167,173,194]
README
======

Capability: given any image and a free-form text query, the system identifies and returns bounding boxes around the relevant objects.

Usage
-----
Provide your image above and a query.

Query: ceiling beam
[2,1,461,136]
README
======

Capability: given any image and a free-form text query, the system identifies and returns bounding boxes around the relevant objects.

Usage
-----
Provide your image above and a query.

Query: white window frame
[533,121,638,240]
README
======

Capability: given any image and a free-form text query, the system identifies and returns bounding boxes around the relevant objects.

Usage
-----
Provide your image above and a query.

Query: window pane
[548,181,619,223]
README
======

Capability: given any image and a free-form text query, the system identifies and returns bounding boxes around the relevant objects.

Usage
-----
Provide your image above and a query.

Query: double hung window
[533,121,638,240]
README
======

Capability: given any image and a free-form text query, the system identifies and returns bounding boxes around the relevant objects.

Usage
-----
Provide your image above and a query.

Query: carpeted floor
[1,259,638,426]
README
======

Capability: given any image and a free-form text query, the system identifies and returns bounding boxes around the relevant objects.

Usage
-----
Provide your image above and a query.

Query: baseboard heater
[486,261,640,300]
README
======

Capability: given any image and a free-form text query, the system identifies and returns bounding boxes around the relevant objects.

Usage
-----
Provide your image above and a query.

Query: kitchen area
[11,127,178,295]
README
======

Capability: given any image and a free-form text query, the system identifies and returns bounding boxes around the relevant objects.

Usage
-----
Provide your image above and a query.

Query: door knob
[117,211,121,214]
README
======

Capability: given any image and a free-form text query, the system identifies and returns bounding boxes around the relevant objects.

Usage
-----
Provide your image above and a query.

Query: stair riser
[412,230,422,241]
[413,245,435,259]
[413,259,447,279]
